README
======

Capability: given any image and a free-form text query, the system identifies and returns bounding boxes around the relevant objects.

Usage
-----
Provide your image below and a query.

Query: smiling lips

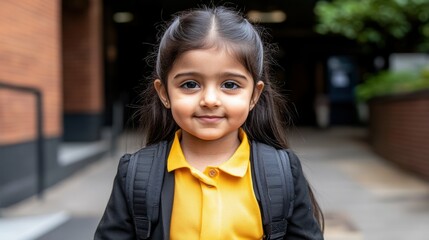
[195,115,223,123]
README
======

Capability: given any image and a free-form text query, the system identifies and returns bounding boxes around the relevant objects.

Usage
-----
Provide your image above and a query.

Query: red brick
[62,0,103,113]
[369,91,429,180]
[0,0,61,145]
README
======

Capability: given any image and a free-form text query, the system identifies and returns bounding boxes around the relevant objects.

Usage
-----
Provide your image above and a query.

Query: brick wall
[63,0,103,113]
[369,90,429,180]
[0,0,61,145]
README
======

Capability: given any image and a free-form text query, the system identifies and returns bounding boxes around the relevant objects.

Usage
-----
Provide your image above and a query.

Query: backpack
[124,141,295,240]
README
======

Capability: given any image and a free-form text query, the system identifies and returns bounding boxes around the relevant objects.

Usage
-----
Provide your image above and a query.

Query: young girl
[95,6,324,240]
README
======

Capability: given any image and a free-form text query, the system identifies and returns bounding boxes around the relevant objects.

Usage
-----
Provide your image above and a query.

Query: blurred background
[1,0,429,239]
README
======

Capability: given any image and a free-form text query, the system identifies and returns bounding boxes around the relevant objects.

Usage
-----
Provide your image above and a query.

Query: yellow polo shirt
[167,129,263,240]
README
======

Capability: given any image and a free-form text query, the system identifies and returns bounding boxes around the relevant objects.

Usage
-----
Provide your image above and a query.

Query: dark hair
[139,6,323,229]
[141,6,289,148]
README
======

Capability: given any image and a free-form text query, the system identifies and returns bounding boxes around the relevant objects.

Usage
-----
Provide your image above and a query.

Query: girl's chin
[181,128,239,143]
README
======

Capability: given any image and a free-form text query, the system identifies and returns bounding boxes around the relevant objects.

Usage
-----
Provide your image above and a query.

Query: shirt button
[208,169,218,178]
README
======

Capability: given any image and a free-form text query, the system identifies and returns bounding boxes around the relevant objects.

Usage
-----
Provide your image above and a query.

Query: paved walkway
[1,127,428,240]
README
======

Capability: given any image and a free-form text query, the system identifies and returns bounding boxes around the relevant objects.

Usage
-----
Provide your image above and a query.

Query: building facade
[0,0,104,207]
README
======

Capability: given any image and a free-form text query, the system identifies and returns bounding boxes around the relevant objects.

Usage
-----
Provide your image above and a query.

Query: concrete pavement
[289,127,429,240]
[1,127,428,240]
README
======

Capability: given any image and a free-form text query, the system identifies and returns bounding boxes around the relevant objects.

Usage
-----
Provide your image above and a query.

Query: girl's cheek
[170,97,199,110]
[225,95,253,105]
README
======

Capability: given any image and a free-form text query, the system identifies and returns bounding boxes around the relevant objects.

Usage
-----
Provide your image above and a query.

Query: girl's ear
[250,81,264,110]
[154,79,170,108]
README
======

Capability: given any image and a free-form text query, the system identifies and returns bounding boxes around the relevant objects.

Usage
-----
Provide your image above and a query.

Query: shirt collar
[218,129,250,177]
[167,130,188,172]
[167,129,250,178]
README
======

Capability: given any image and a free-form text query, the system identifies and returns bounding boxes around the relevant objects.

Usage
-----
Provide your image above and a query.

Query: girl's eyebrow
[221,72,249,81]
[173,71,201,79]
[173,71,249,81]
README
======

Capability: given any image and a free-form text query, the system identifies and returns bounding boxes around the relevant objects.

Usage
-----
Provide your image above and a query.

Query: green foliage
[355,66,429,102]
[314,0,429,51]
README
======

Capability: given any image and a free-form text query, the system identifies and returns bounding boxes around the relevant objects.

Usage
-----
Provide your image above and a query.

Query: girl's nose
[200,88,221,108]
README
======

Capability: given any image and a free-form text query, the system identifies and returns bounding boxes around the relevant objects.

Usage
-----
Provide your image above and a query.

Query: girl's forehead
[174,48,245,67]
[168,48,253,79]
[177,46,239,61]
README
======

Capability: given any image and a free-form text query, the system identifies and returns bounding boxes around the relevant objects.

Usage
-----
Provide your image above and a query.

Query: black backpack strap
[125,141,168,239]
[251,141,295,240]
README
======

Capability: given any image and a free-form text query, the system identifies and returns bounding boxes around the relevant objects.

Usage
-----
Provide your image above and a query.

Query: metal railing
[0,81,45,199]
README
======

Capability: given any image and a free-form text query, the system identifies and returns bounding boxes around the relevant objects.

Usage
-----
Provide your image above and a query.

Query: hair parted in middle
[140,6,292,149]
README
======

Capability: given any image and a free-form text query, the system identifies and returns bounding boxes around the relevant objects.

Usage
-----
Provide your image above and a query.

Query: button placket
[200,170,221,239]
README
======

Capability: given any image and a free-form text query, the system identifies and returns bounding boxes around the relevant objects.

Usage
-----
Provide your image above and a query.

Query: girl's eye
[180,81,199,89]
[222,81,239,89]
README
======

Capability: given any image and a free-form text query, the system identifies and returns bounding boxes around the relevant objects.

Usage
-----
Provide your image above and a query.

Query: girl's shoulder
[250,140,303,179]
[117,141,170,173]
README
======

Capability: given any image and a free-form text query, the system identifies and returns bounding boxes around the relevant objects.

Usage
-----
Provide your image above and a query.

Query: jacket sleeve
[94,154,136,240]
[285,150,324,240]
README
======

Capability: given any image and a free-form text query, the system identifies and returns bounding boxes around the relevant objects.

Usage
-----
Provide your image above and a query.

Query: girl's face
[155,47,264,143]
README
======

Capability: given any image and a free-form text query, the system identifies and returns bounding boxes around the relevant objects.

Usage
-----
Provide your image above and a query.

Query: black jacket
[94,146,323,239]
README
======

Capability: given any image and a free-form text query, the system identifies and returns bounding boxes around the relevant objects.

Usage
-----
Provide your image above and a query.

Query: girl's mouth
[195,115,223,123]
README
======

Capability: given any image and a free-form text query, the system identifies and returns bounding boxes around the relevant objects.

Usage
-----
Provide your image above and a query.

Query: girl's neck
[180,130,241,172]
